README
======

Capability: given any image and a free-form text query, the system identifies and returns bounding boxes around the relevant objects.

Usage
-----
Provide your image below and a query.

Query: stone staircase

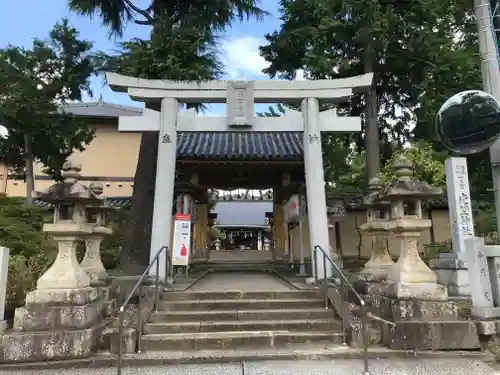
[141,289,344,351]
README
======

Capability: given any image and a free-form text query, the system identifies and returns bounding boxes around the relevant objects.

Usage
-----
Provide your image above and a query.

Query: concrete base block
[384,281,448,301]
[356,289,478,350]
[389,321,480,350]
[0,320,108,363]
[472,306,500,319]
[430,255,470,296]
[364,293,459,321]
[13,300,102,332]
[24,287,99,307]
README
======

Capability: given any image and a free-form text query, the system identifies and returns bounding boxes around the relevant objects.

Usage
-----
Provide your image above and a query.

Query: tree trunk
[119,131,159,274]
[24,134,35,205]
[364,40,380,179]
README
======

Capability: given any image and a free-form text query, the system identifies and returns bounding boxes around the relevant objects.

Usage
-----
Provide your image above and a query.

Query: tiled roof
[60,101,143,118]
[34,196,132,210]
[212,201,274,227]
[60,101,303,161]
[33,195,456,212]
[177,132,303,161]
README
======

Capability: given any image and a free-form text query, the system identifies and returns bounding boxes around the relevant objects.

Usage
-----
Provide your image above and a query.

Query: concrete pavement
[188,272,293,291]
[0,358,498,375]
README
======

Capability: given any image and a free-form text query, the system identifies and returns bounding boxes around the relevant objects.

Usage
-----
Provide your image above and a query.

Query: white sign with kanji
[172,213,192,266]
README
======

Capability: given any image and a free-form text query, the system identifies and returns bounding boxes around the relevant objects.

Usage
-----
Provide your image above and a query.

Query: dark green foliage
[259,0,481,185]
[69,0,268,272]
[68,0,268,35]
[0,197,54,319]
[0,19,97,185]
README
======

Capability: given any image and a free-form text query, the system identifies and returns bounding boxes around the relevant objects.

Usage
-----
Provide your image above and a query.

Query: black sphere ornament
[435,90,500,155]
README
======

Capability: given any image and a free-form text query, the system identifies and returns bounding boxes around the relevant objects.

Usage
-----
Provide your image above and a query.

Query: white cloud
[221,36,270,79]
[221,36,307,81]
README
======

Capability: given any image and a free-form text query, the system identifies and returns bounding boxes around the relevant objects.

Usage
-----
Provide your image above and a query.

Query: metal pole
[314,247,318,284]
[335,222,343,264]
[298,217,306,275]
[476,0,500,225]
[323,253,328,308]
[154,260,160,313]
[117,311,124,375]
[340,274,347,345]
[136,283,143,353]
[361,303,369,375]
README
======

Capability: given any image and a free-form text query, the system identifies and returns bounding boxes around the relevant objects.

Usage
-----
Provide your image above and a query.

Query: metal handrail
[313,245,369,375]
[116,245,169,375]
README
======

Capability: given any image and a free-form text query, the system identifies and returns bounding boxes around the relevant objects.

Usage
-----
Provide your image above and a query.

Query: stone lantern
[35,161,102,291]
[263,237,271,251]
[8,161,104,362]
[80,182,113,284]
[358,177,395,280]
[265,212,274,251]
[378,155,446,301]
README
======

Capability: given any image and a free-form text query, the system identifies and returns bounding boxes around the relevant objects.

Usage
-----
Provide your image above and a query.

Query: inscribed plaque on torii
[226,81,254,127]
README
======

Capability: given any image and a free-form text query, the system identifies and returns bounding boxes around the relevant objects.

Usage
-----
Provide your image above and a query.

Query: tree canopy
[259,0,481,183]
[0,19,97,202]
[68,0,268,35]
[70,0,269,272]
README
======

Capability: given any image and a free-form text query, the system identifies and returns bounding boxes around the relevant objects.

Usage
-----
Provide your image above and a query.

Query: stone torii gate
[106,72,374,280]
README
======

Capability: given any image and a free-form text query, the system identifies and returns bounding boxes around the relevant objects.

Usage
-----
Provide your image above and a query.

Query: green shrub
[474,203,498,244]
[100,210,127,270]
[0,198,55,319]
[0,197,127,319]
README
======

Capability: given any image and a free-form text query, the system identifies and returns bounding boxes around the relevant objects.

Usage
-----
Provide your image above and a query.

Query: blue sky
[0,0,285,114]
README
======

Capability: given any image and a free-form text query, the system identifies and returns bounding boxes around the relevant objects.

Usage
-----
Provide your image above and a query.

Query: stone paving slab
[1,358,499,375]
[188,272,294,292]
[244,358,500,375]
[0,363,242,375]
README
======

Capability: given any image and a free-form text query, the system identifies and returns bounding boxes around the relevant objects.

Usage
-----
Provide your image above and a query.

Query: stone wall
[289,208,451,260]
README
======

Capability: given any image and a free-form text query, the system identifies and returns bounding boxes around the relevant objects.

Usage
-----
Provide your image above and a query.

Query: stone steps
[160,298,324,311]
[140,330,344,351]
[149,307,334,323]
[143,318,341,334]
[160,290,320,301]
[142,287,343,352]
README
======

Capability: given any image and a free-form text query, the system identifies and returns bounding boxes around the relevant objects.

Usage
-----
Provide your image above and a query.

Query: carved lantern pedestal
[356,178,395,289]
[81,182,113,285]
[3,161,106,363]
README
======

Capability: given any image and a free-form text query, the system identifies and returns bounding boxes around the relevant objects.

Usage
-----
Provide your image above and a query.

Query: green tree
[259,0,477,180]
[0,19,96,203]
[377,140,448,187]
[69,0,267,272]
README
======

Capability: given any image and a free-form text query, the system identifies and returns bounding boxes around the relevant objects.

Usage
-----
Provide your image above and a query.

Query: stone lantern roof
[362,177,390,208]
[33,160,103,204]
[377,155,443,201]
[86,182,115,212]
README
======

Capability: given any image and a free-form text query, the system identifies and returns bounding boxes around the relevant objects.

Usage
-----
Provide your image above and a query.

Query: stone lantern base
[354,235,395,293]
[0,287,108,363]
[383,280,448,301]
[353,271,390,294]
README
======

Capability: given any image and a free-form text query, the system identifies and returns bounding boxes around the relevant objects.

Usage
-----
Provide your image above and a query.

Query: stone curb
[0,348,493,370]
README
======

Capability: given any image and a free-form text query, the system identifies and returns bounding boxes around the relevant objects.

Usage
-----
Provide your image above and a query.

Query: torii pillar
[106,73,373,281]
